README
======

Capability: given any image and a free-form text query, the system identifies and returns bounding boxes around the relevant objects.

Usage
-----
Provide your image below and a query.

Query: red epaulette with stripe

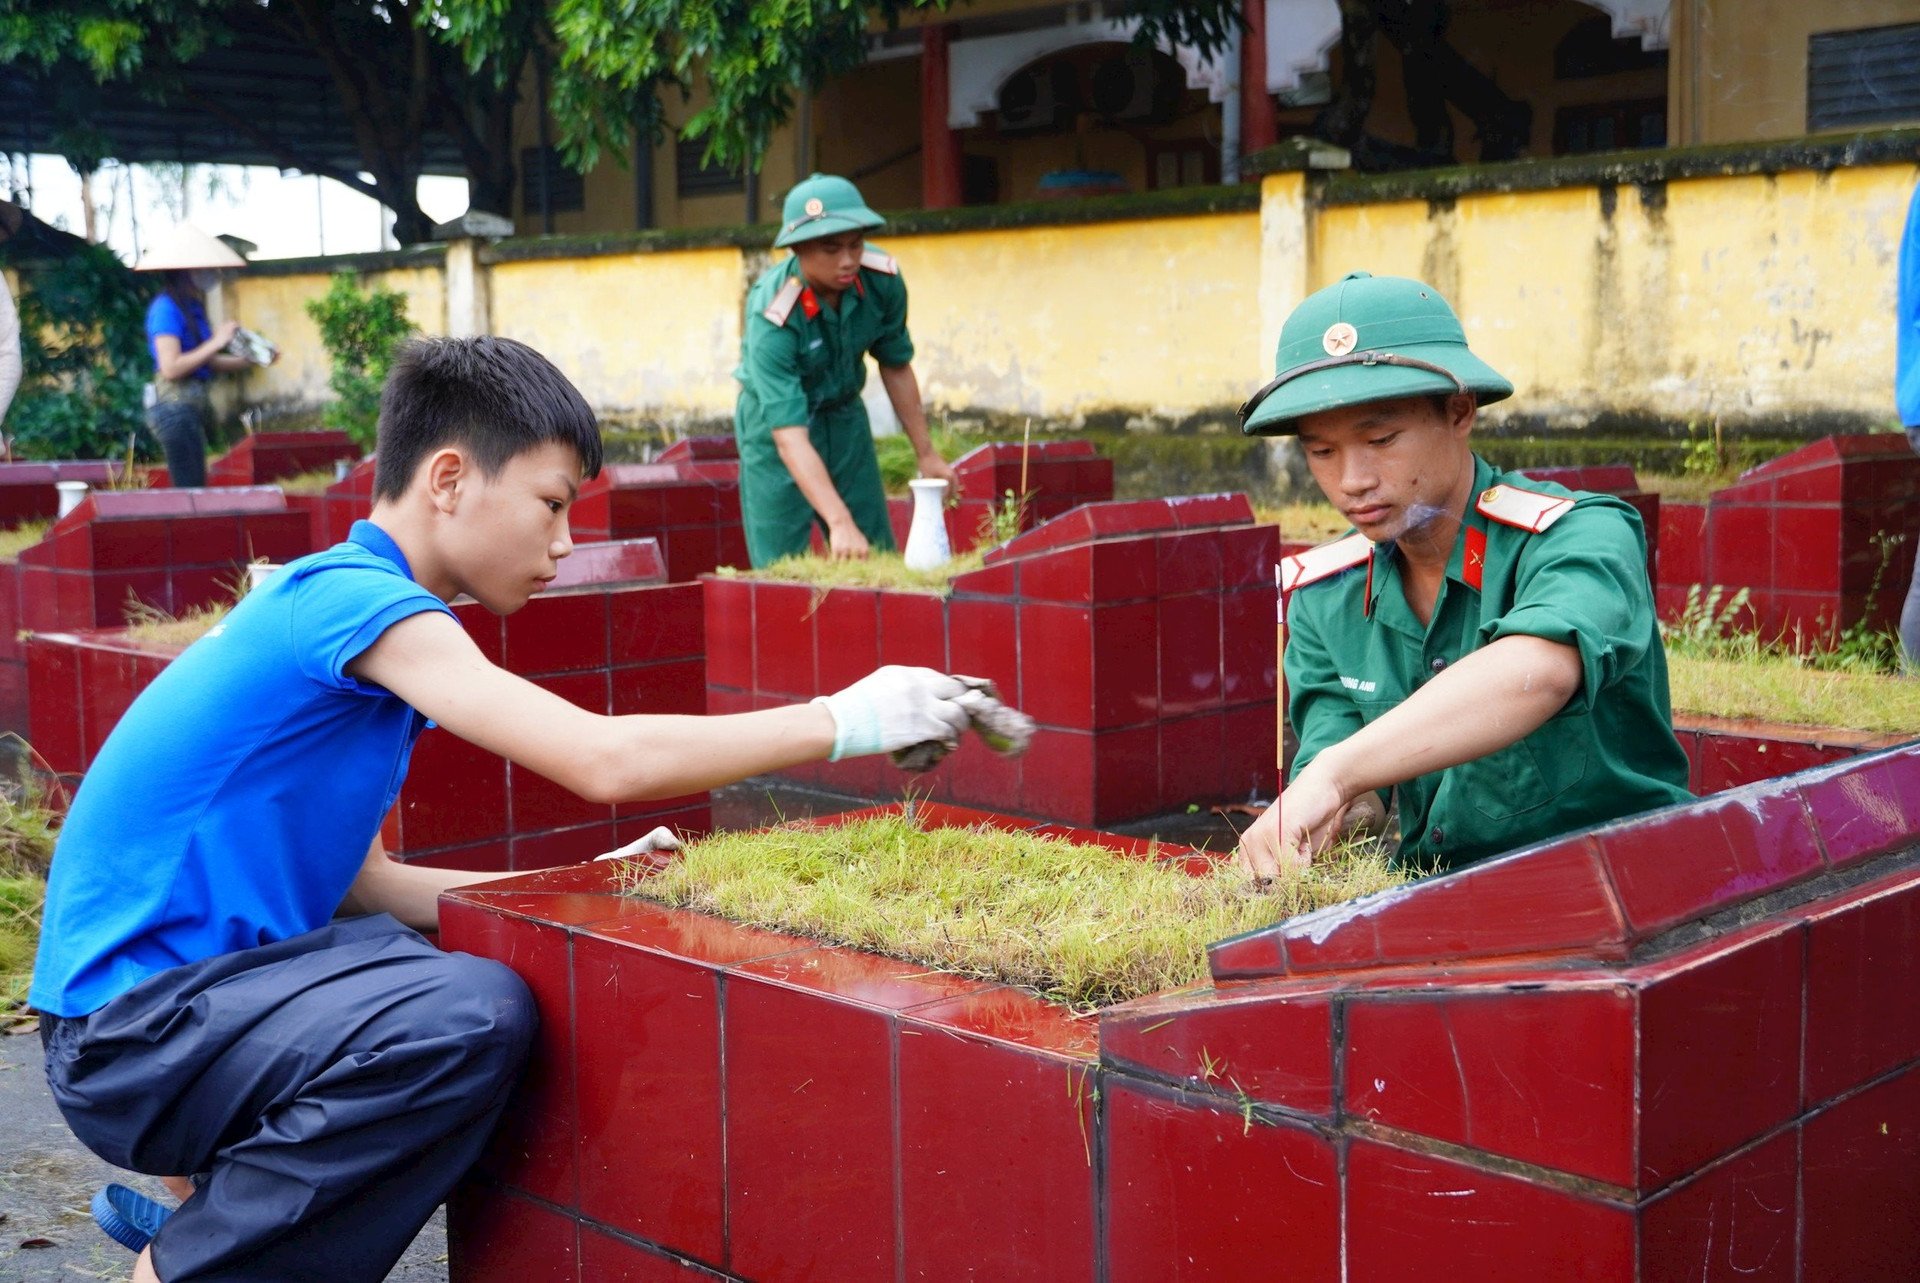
[1475,482,1575,533]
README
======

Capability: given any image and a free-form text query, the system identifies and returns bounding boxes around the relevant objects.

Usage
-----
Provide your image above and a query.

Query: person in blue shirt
[32,335,976,1283]
[134,224,261,487]
[1897,181,1920,670]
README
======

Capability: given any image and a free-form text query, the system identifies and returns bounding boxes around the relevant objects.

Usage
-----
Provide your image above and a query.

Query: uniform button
[1430,656,1449,673]
[1430,826,1445,843]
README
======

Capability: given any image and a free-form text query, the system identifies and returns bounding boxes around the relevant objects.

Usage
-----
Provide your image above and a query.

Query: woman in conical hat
[134,223,263,487]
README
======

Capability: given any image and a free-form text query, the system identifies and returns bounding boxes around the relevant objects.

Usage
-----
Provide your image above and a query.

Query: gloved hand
[595,827,684,863]
[891,676,1037,773]
[813,666,970,761]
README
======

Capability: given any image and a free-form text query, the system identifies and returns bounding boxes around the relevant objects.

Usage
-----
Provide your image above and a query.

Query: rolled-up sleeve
[868,274,915,368]
[739,315,809,435]
[1482,500,1652,711]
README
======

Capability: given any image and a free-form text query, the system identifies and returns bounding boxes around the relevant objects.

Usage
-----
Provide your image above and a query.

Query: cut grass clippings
[277,467,342,496]
[122,599,232,649]
[0,758,58,1017]
[621,812,1406,1010]
[1667,653,1920,736]
[720,549,986,595]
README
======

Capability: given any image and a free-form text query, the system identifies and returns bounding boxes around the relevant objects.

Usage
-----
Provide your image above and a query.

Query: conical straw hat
[134,222,247,272]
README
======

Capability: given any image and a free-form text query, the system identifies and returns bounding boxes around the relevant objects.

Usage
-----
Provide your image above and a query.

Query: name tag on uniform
[1339,675,1378,693]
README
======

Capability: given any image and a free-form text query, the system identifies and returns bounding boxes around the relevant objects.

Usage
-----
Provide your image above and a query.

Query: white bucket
[55,480,90,518]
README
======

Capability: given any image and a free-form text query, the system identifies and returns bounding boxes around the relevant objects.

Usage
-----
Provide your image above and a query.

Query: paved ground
[0,781,1242,1282]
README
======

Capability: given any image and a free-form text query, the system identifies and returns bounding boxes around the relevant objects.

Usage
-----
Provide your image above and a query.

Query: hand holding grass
[813,666,972,761]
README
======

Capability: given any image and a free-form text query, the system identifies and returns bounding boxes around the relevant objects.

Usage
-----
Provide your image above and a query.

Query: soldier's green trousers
[736,393,896,567]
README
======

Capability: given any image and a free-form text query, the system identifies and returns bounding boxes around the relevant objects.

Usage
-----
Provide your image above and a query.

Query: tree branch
[177,89,384,203]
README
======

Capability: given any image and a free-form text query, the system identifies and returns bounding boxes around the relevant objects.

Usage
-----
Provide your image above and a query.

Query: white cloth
[0,271,20,427]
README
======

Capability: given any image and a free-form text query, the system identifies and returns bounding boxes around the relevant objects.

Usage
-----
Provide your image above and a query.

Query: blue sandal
[91,1183,172,1253]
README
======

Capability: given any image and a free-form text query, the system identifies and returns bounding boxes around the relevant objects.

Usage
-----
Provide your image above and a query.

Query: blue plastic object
[91,1183,172,1253]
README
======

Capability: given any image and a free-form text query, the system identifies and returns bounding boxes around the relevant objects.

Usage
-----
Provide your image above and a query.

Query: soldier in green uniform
[1234,271,1692,878]
[734,173,958,565]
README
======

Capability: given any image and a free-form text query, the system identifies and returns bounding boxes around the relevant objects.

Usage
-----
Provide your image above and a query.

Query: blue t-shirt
[146,293,214,382]
[30,522,455,1017]
[1899,182,1920,429]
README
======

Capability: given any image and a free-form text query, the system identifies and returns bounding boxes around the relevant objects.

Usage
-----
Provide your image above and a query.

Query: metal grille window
[675,139,743,195]
[520,147,584,216]
[1808,23,1920,130]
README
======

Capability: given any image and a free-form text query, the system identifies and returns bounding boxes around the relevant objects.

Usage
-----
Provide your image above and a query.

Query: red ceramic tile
[512,821,618,870]
[1803,1061,1920,1279]
[1015,543,1093,603]
[445,1182,577,1283]
[1346,1138,1633,1281]
[1639,925,1803,1189]
[1796,748,1920,867]
[1104,1079,1339,1283]
[1694,731,1849,793]
[1219,703,1279,801]
[611,658,707,717]
[403,840,511,872]
[700,577,753,691]
[1101,985,1335,1115]
[1157,530,1223,595]
[453,600,507,667]
[397,727,509,850]
[750,582,817,698]
[1804,869,1920,1105]
[1016,601,1091,727]
[1157,594,1221,717]
[896,1016,1096,1282]
[1219,588,1277,705]
[237,510,317,562]
[505,590,609,676]
[577,1226,723,1281]
[807,587,879,691]
[610,583,704,663]
[25,637,85,777]
[1007,734,1093,827]
[1088,537,1159,602]
[1093,723,1161,823]
[91,570,168,626]
[573,933,725,1263]
[1771,506,1843,592]
[923,728,1023,816]
[89,519,175,571]
[1346,986,1636,1185]
[877,590,946,670]
[1092,601,1160,727]
[1598,785,1823,936]
[1219,523,1280,589]
[1287,836,1626,972]
[948,596,1018,702]
[1705,505,1775,590]
[164,515,243,567]
[722,969,897,1283]
[1641,1128,1799,1283]
[1204,926,1286,982]
[951,557,1017,596]
[1157,713,1224,812]
[436,902,577,1206]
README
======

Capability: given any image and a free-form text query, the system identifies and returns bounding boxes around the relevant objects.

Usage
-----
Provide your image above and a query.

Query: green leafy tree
[0,242,152,460]
[304,272,413,452]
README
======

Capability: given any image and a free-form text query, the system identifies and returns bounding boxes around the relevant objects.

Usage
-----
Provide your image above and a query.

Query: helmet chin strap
[1239,351,1470,432]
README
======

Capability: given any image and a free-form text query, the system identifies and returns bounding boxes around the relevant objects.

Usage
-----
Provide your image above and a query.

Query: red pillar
[1240,0,1279,153]
[921,24,964,209]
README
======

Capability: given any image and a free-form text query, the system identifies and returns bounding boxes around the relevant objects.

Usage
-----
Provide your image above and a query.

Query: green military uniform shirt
[733,247,915,566]
[1284,455,1692,871]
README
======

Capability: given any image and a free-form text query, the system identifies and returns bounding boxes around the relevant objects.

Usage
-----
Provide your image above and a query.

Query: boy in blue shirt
[32,335,973,1283]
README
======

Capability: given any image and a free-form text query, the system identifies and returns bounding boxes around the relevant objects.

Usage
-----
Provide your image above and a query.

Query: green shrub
[1,243,152,460]
[304,273,413,452]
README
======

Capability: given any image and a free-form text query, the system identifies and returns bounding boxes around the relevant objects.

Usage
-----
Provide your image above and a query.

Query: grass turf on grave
[0,519,50,561]
[620,812,1406,1011]
[717,549,987,595]
[1666,653,1920,736]
[276,467,342,496]
[1253,502,1350,544]
[0,765,57,1019]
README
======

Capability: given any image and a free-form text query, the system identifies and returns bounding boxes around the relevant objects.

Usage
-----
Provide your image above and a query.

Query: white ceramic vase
[901,477,952,571]
[54,480,90,519]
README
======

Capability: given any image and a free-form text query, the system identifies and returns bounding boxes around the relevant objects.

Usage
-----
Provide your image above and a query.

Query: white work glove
[595,827,684,862]
[813,665,971,761]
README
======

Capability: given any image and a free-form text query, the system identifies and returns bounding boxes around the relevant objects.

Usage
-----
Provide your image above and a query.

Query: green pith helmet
[774,173,886,249]
[1239,271,1513,436]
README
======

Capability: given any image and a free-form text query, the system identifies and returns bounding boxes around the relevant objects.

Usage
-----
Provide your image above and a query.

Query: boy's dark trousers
[40,914,535,1282]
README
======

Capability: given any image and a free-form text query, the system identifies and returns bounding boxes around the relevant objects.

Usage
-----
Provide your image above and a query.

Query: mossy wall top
[226,130,1919,434]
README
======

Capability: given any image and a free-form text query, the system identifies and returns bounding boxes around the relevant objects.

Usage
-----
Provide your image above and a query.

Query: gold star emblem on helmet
[1323,322,1358,356]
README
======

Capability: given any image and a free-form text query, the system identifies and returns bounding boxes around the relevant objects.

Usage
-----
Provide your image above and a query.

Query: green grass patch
[1667,653,1920,735]
[0,518,51,561]
[874,426,993,494]
[122,599,233,648]
[621,812,1406,1010]
[719,548,987,595]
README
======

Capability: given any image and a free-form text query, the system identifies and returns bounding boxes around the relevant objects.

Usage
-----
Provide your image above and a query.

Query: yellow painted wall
[225,266,445,407]
[486,249,746,420]
[887,211,1263,418]
[1306,161,1920,428]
